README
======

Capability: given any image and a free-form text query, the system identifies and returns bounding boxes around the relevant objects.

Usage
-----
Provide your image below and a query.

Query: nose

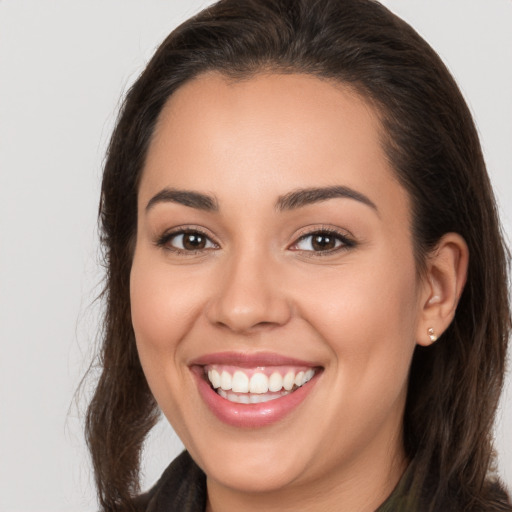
[205,250,292,333]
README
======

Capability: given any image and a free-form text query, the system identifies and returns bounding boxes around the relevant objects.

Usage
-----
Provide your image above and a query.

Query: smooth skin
[130,73,468,512]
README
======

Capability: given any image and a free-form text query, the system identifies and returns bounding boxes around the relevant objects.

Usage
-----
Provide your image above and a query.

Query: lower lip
[192,367,320,428]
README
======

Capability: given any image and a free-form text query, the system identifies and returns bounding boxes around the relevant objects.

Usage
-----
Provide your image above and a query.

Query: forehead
[140,72,409,223]
[152,72,384,166]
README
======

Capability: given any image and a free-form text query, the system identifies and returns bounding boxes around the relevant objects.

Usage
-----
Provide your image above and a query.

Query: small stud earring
[427,327,438,343]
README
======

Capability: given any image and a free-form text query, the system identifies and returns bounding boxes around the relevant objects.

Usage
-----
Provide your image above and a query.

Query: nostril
[206,299,292,333]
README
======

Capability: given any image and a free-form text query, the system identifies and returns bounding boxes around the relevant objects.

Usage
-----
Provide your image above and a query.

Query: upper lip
[189,351,321,368]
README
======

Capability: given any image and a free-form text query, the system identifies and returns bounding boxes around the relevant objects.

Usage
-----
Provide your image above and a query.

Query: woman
[86,0,511,510]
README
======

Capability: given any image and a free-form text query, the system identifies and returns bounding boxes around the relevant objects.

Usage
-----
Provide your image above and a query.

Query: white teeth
[239,393,250,404]
[283,371,295,391]
[231,371,249,393]
[249,373,269,394]
[208,369,221,389]
[249,393,275,404]
[268,372,283,392]
[218,388,284,404]
[220,371,232,391]
[206,366,317,400]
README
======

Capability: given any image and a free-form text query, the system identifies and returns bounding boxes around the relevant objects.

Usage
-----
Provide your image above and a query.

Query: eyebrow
[276,185,378,212]
[145,185,377,214]
[145,188,218,212]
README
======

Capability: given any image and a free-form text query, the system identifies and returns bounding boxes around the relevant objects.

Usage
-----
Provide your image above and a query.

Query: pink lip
[190,352,322,428]
[190,351,320,368]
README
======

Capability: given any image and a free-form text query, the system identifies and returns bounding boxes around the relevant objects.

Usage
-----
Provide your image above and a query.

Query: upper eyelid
[289,227,356,252]
[159,225,216,239]
[291,225,355,242]
[156,225,219,248]
[296,228,347,239]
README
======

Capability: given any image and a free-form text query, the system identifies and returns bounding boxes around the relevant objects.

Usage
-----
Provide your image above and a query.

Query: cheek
[130,255,199,354]
[295,249,420,399]
[129,248,208,411]
[129,249,211,441]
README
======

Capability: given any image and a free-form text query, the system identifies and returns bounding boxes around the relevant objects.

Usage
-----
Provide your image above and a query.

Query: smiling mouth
[204,365,318,404]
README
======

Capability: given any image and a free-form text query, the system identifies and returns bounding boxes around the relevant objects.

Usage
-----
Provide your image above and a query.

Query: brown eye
[163,230,217,252]
[182,232,207,250]
[311,233,337,251]
[292,230,353,253]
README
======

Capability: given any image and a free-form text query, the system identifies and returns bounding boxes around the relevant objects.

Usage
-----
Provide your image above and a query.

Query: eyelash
[155,227,356,256]
[290,228,356,255]
[155,227,218,255]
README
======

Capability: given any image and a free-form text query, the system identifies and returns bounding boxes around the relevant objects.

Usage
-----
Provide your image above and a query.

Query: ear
[416,233,469,347]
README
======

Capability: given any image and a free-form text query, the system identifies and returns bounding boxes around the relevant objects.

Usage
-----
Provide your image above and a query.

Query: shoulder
[132,451,207,512]
[378,461,512,512]
[431,478,512,512]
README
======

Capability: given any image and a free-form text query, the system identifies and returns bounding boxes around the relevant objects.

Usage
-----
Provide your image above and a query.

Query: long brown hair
[86,0,511,510]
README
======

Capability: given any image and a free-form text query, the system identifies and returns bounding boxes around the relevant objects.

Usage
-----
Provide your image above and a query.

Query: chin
[179,423,318,493]
[200,451,308,494]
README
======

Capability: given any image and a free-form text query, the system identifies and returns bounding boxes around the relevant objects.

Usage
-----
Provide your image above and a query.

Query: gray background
[0,1,510,510]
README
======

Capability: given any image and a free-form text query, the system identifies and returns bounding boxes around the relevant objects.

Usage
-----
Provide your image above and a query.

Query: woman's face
[131,73,429,500]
